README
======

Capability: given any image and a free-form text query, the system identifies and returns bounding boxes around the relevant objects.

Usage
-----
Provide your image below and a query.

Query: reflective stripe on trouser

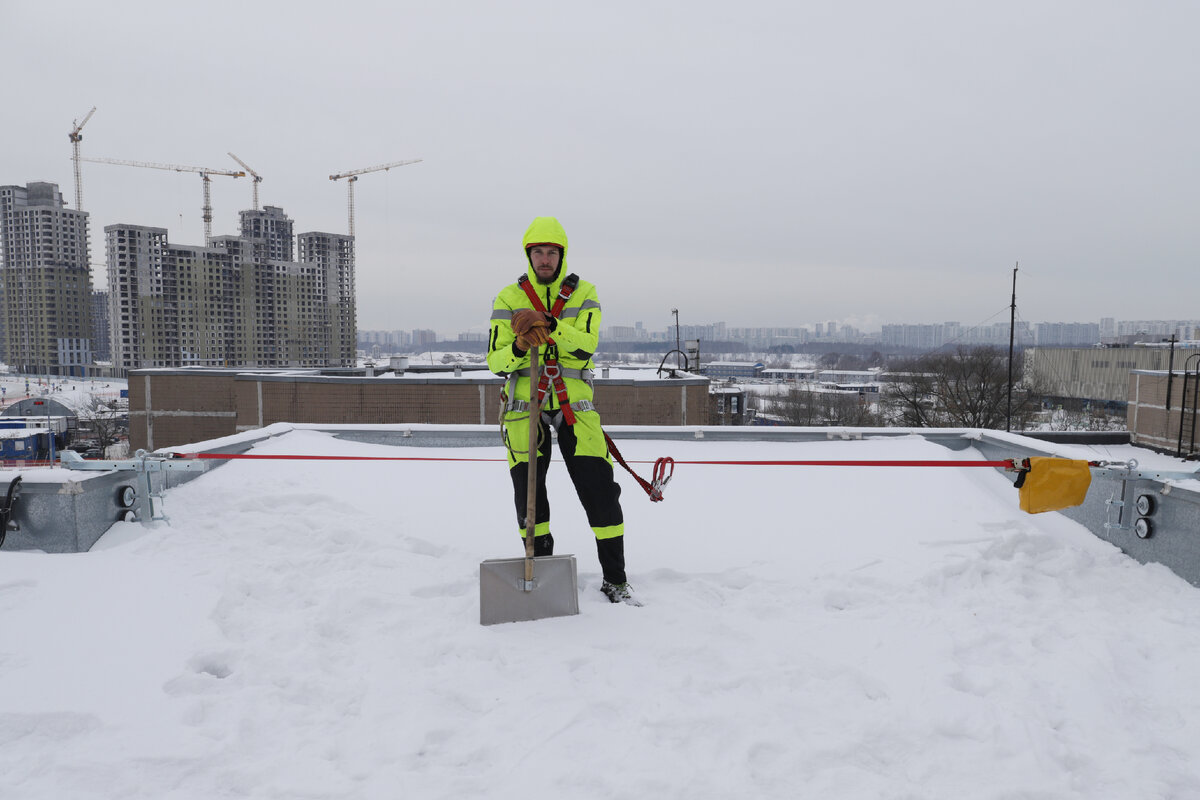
[508,411,626,584]
[503,407,611,467]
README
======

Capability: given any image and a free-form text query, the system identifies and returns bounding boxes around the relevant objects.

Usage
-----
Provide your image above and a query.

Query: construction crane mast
[329,159,422,237]
[80,157,244,241]
[68,106,97,210]
[227,152,262,210]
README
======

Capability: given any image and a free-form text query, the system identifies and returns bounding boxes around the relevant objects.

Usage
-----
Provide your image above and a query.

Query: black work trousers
[510,413,626,585]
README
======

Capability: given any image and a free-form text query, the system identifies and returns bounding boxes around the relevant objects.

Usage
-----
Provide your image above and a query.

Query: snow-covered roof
[2,428,1198,796]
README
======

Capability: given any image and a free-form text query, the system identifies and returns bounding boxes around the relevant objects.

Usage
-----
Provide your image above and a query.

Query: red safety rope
[170,453,503,462]
[670,459,1018,468]
[166,452,1023,506]
[169,452,1016,468]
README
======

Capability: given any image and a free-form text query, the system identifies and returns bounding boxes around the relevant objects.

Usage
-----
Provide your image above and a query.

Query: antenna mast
[1006,263,1018,432]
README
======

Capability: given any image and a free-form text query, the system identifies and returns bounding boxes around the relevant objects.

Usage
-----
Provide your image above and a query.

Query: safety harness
[506,272,673,502]
[517,273,584,426]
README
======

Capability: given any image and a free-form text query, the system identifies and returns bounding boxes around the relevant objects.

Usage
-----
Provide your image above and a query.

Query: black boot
[595,536,626,585]
[533,532,555,556]
[601,579,642,606]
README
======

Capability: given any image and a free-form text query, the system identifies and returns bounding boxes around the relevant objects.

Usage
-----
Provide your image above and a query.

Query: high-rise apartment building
[412,329,438,348]
[298,231,356,366]
[241,206,294,262]
[90,290,111,362]
[0,182,95,375]
[1035,322,1101,346]
[881,321,1034,349]
[356,329,413,351]
[106,207,356,370]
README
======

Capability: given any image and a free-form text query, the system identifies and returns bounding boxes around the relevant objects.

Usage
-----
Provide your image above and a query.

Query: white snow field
[2,428,1200,799]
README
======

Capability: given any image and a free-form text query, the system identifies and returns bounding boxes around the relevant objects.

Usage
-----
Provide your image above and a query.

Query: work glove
[511,309,550,336]
[516,325,552,351]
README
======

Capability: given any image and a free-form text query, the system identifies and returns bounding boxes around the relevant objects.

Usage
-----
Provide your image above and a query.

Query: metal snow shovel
[479,344,579,625]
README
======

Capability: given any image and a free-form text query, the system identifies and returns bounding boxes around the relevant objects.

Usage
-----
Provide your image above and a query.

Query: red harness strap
[518,275,578,425]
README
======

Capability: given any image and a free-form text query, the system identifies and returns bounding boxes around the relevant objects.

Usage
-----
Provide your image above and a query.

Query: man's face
[529,245,561,283]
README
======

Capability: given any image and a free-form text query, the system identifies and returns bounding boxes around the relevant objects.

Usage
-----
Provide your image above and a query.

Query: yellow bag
[1018,457,1093,514]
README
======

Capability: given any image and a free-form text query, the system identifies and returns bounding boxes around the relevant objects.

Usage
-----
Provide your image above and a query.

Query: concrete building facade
[106,207,355,371]
[298,231,355,366]
[240,206,294,262]
[90,290,111,362]
[0,182,95,375]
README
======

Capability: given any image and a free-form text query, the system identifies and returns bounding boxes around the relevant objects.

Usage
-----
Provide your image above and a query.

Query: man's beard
[535,265,561,285]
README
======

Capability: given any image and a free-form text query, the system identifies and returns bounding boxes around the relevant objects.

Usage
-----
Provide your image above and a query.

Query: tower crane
[80,157,244,241]
[227,152,262,210]
[329,159,422,237]
[68,106,97,210]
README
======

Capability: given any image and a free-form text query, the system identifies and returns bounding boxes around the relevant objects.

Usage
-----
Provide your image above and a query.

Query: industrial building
[0,182,95,375]
[702,361,764,379]
[1024,343,1200,407]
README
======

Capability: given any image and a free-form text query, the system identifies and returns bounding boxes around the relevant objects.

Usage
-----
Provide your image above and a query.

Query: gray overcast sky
[3,0,1197,337]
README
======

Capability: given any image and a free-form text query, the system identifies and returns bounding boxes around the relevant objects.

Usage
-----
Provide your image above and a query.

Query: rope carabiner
[649,457,675,501]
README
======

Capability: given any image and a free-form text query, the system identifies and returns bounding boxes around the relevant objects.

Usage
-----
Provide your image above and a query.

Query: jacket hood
[523,216,568,288]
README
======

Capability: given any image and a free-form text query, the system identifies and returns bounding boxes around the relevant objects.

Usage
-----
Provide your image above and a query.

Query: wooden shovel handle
[524,346,540,581]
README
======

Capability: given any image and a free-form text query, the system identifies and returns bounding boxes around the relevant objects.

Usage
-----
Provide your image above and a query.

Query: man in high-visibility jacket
[487,216,638,606]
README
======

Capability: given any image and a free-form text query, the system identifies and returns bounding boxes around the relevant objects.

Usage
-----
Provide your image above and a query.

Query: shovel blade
[479,555,580,626]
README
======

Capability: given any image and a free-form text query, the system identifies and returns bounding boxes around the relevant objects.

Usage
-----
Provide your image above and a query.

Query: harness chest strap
[518,273,577,318]
[517,274,580,425]
[504,366,594,413]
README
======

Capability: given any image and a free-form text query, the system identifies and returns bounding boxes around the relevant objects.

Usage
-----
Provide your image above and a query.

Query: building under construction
[106,206,355,370]
[0,182,95,376]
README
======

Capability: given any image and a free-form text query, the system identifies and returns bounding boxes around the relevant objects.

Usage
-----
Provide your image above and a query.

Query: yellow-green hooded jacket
[487,216,603,423]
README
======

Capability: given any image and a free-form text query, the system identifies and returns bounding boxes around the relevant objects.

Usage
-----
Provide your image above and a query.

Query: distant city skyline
[358,315,1200,352]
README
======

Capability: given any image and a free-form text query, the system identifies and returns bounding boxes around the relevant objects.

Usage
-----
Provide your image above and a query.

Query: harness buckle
[542,363,561,380]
